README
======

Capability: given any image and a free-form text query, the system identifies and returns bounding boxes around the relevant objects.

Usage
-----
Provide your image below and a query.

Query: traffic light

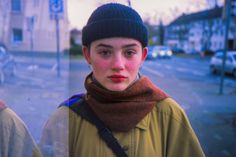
[231,0,236,16]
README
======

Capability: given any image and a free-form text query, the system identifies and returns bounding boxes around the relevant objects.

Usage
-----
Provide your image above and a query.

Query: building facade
[165,6,236,54]
[0,0,70,53]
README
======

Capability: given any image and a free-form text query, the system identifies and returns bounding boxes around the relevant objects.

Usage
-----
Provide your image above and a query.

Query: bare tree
[127,0,131,7]
[169,7,181,19]
[204,0,225,8]
[95,0,129,7]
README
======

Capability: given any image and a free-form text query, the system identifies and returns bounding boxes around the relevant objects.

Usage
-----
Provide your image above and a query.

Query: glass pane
[11,0,21,11]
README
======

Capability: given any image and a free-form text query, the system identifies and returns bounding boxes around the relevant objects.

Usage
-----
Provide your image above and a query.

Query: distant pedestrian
[0,100,42,157]
[39,3,205,157]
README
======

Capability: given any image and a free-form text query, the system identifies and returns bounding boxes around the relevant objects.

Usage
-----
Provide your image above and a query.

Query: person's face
[83,37,147,91]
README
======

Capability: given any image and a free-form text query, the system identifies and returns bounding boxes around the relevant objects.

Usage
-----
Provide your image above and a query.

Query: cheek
[126,60,141,72]
[92,59,109,71]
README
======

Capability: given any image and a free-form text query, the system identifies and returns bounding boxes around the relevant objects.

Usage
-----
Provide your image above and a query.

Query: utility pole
[49,0,64,77]
[219,0,231,94]
[27,16,38,71]
[127,0,131,7]
[55,13,61,77]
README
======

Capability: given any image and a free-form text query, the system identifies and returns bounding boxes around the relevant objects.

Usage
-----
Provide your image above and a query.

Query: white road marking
[17,74,42,82]
[192,71,205,76]
[177,67,188,72]
[142,65,164,78]
[165,65,172,69]
[214,134,223,141]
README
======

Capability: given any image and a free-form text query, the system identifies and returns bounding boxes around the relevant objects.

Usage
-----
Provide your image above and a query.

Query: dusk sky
[67,0,224,30]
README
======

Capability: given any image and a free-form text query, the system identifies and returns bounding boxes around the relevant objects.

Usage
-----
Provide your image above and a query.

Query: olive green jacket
[0,107,42,157]
[39,98,205,157]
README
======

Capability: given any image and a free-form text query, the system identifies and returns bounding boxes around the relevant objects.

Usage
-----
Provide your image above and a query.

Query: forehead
[90,37,142,48]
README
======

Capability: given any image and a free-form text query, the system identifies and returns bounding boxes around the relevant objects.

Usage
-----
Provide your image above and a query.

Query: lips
[108,74,127,83]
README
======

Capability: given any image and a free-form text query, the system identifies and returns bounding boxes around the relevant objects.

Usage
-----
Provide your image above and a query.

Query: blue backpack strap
[59,93,85,108]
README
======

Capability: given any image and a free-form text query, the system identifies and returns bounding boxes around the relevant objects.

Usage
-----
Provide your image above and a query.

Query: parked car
[171,47,185,54]
[0,44,16,84]
[201,49,215,56]
[147,46,172,60]
[209,51,236,77]
[147,46,158,60]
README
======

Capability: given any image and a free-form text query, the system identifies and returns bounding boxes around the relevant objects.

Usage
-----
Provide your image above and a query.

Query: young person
[39,3,205,157]
[0,100,42,157]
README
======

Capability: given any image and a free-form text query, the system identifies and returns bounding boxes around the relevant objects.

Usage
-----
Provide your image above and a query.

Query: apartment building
[165,6,236,53]
[0,0,70,53]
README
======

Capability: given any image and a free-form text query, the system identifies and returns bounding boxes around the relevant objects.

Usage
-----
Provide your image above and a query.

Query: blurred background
[0,0,236,157]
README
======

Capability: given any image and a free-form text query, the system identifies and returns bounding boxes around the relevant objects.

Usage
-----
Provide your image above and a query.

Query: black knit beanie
[82,3,148,47]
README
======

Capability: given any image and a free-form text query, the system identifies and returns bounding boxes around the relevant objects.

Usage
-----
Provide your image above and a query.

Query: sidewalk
[188,81,236,157]
[174,53,211,62]
[152,71,236,157]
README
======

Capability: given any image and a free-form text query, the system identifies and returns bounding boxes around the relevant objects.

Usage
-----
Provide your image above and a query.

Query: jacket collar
[136,113,151,130]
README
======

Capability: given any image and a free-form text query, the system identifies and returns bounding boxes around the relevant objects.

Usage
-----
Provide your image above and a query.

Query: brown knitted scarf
[84,73,168,132]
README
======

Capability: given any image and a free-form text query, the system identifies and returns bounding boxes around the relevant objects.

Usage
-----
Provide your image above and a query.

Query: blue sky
[67,0,224,29]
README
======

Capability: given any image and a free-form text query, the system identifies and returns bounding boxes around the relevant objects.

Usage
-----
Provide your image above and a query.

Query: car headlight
[166,50,172,56]
[152,52,158,58]
[159,51,165,56]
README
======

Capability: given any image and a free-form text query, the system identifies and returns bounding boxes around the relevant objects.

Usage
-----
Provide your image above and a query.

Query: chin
[107,85,127,92]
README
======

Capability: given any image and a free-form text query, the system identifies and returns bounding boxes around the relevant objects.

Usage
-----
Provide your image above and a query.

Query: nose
[111,53,125,71]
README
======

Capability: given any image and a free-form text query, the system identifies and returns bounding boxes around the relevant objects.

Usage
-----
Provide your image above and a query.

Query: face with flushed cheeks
[83,37,147,92]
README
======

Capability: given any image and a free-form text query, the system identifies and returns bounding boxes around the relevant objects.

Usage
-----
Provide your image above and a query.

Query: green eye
[125,50,136,58]
[99,50,111,58]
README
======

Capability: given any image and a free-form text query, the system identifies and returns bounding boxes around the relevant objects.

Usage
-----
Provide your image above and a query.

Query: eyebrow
[122,43,139,48]
[95,43,139,49]
[95,43,113,48]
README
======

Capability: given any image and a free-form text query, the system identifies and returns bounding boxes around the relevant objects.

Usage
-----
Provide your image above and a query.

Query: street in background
[0,44,16,84]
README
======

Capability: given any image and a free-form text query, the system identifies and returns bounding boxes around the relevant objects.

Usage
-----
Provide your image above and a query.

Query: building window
[11,0,21,12]
[12,28,23,42]
[221,29,224,36]
[33,0,40,7]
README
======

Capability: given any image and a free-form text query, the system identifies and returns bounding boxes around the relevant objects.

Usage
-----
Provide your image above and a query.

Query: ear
[82,46,91,64]
[141,47,148,64]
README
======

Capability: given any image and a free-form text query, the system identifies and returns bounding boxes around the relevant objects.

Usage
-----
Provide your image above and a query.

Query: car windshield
[161,47,170,50]
[148,47,154,51]
[233,54,236,61]
[0,47,6,59]
[153,46,170,51]
[215,52,223,58]
[0,46,6,53]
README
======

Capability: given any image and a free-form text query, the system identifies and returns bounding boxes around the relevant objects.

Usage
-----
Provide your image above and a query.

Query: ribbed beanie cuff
[82,3,148,47]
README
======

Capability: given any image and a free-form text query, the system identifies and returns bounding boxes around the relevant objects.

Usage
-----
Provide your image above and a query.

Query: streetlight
[127,0,131,7]
[49,0,64,78]
[219,0,235,94]
[26,16,38,71]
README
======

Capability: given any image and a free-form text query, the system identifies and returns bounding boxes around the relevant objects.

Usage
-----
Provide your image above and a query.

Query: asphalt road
[1,55,236,157]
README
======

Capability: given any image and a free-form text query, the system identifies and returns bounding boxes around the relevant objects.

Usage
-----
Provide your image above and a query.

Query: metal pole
[219,0,231,94]
[127,0,131,7]
[55,14,61,77]
[30,28,35,68]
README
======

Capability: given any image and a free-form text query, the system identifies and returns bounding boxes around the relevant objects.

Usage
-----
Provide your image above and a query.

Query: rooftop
[168,6,223,26]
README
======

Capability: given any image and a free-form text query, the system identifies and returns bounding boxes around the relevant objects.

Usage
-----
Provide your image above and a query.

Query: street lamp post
[55,14,61,77]
[49,0,64,78]
[219,0,231,94]
[127,0,131,7]
[27,16,38,71]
